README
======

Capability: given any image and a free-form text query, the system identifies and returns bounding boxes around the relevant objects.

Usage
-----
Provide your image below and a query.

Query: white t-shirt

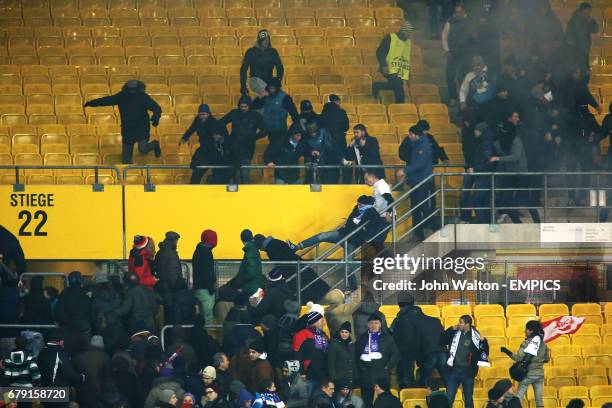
[373,178,391,214]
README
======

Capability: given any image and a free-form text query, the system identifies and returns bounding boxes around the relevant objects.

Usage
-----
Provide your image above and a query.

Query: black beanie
[488,388,504,401]
[339,321,352,333]
[358,195,374,205]
[375,377,390,392]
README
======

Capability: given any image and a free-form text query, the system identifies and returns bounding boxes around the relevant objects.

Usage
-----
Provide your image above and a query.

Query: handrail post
[440,173,445,228]
[92,166,103,192]
[543,174,548,223]
[392,206,397,254]
[595,173,600,222]
[13,166,24,192]
[490,174,495,225]
[144,166,155,192]
[344,240,349,290]
[296,259,302,306]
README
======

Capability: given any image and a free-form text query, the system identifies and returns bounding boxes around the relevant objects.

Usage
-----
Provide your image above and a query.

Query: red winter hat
[133,235,149,249]
[201,230,218,248]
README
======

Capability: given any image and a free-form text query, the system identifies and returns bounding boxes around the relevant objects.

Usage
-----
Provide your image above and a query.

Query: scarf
[360,331,382,361]
[311,327,328,352]
[255,392,285,408]
[524,334,541,356]
[446,328,489,368]
[354,205,374,224]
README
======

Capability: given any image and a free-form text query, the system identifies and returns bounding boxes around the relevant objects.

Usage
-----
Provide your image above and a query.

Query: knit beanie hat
[409,124,423,136]
[267,77,282,90]
[201,229,218,248]
[238,388,254,406]
[199,104,211,114]
[399,21,414,35]
[397,292,414,307]
[339,321,352,333]
[416,119,430,132]
[160,389,176,403]
[238,94,252,107]
[300,100,313,111]
[133,235,149,249]
[230,380,246,395]
[358,195,375,205]
[367,311,384,322]
[241,229,253,242]
[249,339,265,354]
[257,29,270,40]
[494,379,513,394]
[206,383,219,394]
[488,387,504,401]
[283,360,301,374]
[201,366,217,379]
[307,310,323,325]
[306,301,325,316]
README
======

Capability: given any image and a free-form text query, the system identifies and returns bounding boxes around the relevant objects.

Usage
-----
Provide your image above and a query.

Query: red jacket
[128,248,157,289]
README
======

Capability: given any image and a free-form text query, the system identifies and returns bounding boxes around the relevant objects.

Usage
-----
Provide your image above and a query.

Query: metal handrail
[0,165,122,188]
[19,272,68,288]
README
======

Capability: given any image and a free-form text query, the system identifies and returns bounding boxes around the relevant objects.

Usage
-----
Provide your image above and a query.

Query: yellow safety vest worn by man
[386,33,412,81]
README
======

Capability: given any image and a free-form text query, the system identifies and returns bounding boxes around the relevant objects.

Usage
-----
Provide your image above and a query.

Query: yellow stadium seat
[477,315,506,327]
[316,8,346,28]
[539,304,569,317]
[590,385,612,399]
[507,315,537,328]
[399,389,427,403]
[85,174,114,185]
[286,8,316,26]
[547,377,576,388]
[572,334,601,346]
[402,399,426,408]
[27,174,54,184]
[441,304,471,319]
[579,375,607,387]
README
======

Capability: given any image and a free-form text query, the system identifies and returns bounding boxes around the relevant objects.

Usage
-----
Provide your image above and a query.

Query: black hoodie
[219,95,265,161]
[263,123,308,182]
[240,30,284,92]
[21,276,52,324]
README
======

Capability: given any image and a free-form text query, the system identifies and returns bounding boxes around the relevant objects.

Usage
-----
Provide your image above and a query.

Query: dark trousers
[373,73,405,103]
[446,53,460,101]
[419,351,447,386]
[190,167,233,185]
[361,385,375,408]
[498,175,541,223]
[445,367,475,408]
[460,174,476,222]
[122,139,157,164]
[410,181,435,240]
[399,354,418,388]
[473,175,491,224]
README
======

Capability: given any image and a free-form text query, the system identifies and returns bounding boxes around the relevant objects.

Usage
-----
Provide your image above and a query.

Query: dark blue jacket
[471,129,496,172]
[404,136,433,185]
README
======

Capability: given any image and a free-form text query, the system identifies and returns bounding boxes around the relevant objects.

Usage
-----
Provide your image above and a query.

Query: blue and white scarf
[311,327,328,352]
[253,392,285,408]
[447,328,489,368]
[360,331,382,362]
[353,205,374,224]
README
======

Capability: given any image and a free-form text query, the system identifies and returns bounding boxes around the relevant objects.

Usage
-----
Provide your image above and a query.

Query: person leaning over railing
[264,124,308,185]
[500,320,549,408]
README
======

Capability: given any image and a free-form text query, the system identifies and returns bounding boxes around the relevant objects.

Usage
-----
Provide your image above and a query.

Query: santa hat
[133,235,149,249]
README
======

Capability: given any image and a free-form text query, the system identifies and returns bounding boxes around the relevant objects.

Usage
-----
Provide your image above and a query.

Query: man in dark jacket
[299,100,322,131]
[441,3,473,102]
[321,94,350,160]
[565,2,598,71]
[190,123,237,185]
[236,229,263,295]
[328,322,358,389]
[180,104,222,184]
[279,360,309,408]
[117,272,160,333]
[0,225,27,282]
[416,310,445,387]
[21,275,52,324]
[355,312,400,408]
[193,229,218,324]
[372,378,401,408]
[310,380,336,408]
[55,271,92,330]
[373,22,414,103]
[403,125,435,241]
[464,122,496,224]
[264,123,308,184]
[253,233,330,302]
[256,268,294,319]
[252,78,299,146]
[84,80,161,164]
[400,120,448,166]
[240,29,284,95]
[220,95,265,184]
[74,335,111,407]
[440,316,490,408]
[156,231,182,315]
[345,124,384,184]
[305,120,340,184]
[390,292,421,388]
[38,330,85,388]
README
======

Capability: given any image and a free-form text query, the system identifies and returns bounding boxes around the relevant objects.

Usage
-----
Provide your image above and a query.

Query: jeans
[122,139,157,164]
[299,230,357,290]
[372,73,405,103]
[419,351,447,386]
[410,181,435,240]
[194,289,215,324]
[445,367,474,408]
[399,354,417,388]
[460,174,476,222]
[517,376,544,408]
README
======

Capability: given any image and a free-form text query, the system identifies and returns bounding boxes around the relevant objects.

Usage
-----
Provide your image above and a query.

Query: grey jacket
[495,136,528,173]
[511,336,549,378]
[336,393,364,408]
[283,374,309,408]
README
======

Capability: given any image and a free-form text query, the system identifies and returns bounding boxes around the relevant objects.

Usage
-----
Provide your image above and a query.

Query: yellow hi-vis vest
[386,33,412,81]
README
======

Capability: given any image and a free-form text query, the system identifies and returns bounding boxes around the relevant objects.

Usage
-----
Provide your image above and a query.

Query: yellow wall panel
[0,186,123,259]
[124,185,371,259]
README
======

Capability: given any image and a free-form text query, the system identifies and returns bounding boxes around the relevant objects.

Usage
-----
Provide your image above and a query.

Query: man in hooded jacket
[192,230,218,324]
[155,231,181,317]
[84,80,162,164]
[240,29,284,95]
[264,123,308,184]
[220,95,265,184]
[180,104,223,184]
[252,78,299,146]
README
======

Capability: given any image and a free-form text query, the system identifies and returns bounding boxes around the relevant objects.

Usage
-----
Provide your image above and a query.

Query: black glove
[500,346,512,356]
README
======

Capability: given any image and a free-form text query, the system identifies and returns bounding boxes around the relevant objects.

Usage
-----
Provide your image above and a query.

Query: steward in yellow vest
[373,21,414,103]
